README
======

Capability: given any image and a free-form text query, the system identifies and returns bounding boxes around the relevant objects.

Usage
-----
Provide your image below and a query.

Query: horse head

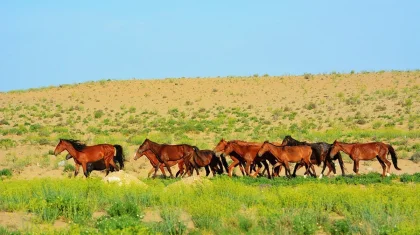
[258,141,270,157]
[134,139,151,160]
[214,139,228,157]
[54,139,66,156]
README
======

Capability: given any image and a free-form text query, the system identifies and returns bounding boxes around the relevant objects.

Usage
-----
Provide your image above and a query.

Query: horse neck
[337,143,353,155]
[229,143,244,155]
[63,142,80,159]
[147,141,162,155]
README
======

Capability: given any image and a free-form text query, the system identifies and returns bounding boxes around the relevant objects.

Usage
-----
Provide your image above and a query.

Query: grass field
[0,70,419,234]
[0,174,419,234]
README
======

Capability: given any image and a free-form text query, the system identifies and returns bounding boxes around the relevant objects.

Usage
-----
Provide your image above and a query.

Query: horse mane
[284,136,307,145]
[61,139,87,151]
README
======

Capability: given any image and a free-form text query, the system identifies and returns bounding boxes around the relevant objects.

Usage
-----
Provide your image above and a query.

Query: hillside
[0,70,419,179]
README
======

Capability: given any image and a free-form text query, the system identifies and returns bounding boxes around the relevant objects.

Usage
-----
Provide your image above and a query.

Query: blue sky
[1,0,419,92]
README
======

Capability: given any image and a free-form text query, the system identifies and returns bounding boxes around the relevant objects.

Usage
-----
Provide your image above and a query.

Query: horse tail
[387,144,401,170]
[114,145,125,169]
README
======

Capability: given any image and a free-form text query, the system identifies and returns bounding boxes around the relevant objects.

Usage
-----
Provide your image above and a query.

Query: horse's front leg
[153,162,161,178]
[228,157,240,177]
[163,159,175,178]
[74,162,80,177]
[81,162,89,178]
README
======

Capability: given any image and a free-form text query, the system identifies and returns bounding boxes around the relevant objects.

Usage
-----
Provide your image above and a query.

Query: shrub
[410,152,420,163]
[304,102,316,110]
[0,139,15,149]
[372,121,382,129]
[0,169,12,177]
[94,110,105,119]
[0,119,10,125]
[63,164,75,172]
[374,105,386,112]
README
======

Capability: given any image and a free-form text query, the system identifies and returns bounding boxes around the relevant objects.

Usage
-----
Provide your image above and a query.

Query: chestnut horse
[281,135,345,178]
[329,140,401,177]
[221,141,277,178]
[54,139,124,177]
[187,149,224,176]
[134,139,195,178]
[133,150,185,178]
[258,141,313,178]
[214,139,276,177]
[214,139,247,176]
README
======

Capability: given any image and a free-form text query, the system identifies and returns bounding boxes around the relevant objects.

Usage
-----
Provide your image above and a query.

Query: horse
[258,141,313,178]
[281,135,346,178]
[133,150,185,178]
[54,139,124,177]
[65,154,118,176]
[220,141,277,178]
[187,149,224,176]
[134,139,195,178]
[329,140,401,177]
[214,139,275,177]
[214,139,246,176]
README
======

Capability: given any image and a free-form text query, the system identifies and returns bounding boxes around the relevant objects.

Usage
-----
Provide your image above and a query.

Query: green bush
[94,110,105,119]
[63,164,75,172]
[0,139,15,149]
[0,169,12,177]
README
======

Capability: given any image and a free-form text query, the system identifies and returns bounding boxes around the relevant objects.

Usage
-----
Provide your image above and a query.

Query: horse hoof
[334,174,337,177]
[303,175,307,179]
[386,173,390,177]
[318,174,323,179]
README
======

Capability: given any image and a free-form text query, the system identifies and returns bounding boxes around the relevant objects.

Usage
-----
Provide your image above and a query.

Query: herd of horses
[53,136,401,179]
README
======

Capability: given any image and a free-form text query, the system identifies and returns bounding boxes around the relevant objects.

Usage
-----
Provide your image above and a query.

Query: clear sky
[1,0,419,92]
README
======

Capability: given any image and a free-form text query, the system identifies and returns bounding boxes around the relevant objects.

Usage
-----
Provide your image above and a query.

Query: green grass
[0,175,419,234]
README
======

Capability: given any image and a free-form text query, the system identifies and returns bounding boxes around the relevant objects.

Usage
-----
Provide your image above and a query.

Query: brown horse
[54,139,123,177]
[214,139,247,176]
[214,139,277,177]
[221,141,276,178]
[258,141,313,178]
[281,135,345,178]
[134,139,195,178]
[329,140,401,177]
[187,149,224,176]
[133,150,185,178]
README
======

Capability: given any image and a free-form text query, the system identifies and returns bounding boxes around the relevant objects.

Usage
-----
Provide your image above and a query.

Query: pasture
[1,175,420,234]
[0,70,419,234]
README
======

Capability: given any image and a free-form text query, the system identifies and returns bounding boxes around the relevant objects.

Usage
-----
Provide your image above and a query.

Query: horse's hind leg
[379,153,391,177]
[376,156,387,177]
[354,159,360,175]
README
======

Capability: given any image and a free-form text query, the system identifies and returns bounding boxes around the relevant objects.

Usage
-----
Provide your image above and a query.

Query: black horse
[281,136,345,177]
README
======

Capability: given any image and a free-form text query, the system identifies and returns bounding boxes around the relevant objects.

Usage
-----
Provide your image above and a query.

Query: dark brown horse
[134,139,195,178]
[54,139,124,177]
[281,135,345,178]
[329,140,401,177]
[258,141,313,178]
[187,149,224,176]
[133,150,185,178]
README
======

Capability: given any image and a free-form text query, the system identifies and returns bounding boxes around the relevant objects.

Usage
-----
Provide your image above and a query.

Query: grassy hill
[0,70,419,177]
